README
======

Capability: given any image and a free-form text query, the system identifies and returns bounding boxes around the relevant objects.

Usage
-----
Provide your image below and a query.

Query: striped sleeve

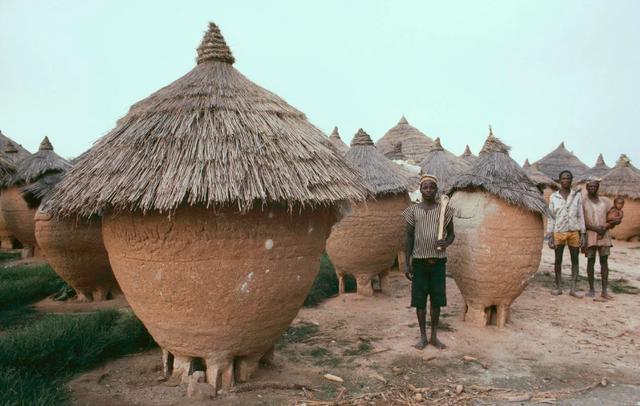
[403,205,415,226]
[444,205,455,227]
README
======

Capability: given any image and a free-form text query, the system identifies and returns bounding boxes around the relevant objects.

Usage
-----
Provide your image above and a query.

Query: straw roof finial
[196,22,235,65]
[488,125,493,137]
[596,153,606,166]
[617,154,631,167]
[480,130,510,154]
[429,137,444,151]
[523,158,531,168]
[351,128,374,147]
[463,145,472,156]
[4,140,17,154]
[398,115,408,125]
[559,141,566,149]
[39,136,53,151]
[330,126,339,137]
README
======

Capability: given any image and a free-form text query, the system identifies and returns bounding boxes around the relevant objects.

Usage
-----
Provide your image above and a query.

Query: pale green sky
[1,0,638,167]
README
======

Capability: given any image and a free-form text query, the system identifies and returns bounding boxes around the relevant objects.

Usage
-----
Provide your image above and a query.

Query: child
[603,196,624,236]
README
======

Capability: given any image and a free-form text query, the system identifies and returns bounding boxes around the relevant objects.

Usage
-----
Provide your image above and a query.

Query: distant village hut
[0,137,31,248]
[376,116,433,164]
[598,155,640,241]
[46,23,367,394]
[523,159,558,201]
[460,145,477,164]
[417,137,470,194]
[326,129,410,296]
[576,154,611,183]
[448,131,549,328]
[531,142,589,181]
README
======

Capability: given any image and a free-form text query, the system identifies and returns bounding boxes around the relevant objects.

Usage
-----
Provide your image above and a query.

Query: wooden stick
[436,195,450,250]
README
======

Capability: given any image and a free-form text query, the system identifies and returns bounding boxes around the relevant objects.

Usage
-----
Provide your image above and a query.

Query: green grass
[610,278,640,294]
[0,264,65,308]
[343,341,373,356]
[0,251,21,261]
[0,309,155,406]
[303,254,356,307]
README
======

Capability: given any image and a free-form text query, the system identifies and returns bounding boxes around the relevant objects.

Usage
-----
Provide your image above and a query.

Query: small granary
[523,158,558,201]
[46,22,367,394]
[326,129,410,296]
[0,137,70,257]
[576,153,611,182]
[328,126,349,155]
[0,155,17,249]
[0,130,31,162]
[417,137,469,194]
[27,166,121,301]
[598,155,640,241]
[376,116,433,164]
[531,142,589,181]
[0,136,31,249]
[460,145,477,164]
[448,131,549,328]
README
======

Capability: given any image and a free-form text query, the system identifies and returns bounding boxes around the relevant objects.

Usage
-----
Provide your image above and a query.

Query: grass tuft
[0,264,65,308]
[277,322,319,348]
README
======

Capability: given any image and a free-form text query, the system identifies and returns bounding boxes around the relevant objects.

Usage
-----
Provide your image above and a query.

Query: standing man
[546,170,586,297]
[582,178,621,300]
[403,175,455,350]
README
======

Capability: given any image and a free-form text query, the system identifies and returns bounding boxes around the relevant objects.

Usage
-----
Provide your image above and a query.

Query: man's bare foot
[601,292,614,300]
[550,288,562,296]
[414,337,428,350]
[430,337,446,349]
[586,290,595,297]
[569,290,583,299]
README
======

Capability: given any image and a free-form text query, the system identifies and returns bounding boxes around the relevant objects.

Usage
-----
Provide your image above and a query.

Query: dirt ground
[68,241,640,405]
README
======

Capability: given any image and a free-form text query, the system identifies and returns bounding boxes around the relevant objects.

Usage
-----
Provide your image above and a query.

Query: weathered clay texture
[0,186,38,256]
[102,206,335,392]
[0,207,15,249]
[542,187,554,230]
[326,194,409,296]
[608,198,640,241]
[35,209,120,301]
[448,191,543,327]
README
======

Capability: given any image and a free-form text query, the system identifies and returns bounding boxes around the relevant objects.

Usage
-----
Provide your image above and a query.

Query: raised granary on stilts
[326,129,410,296]
[460,145,477,164]
[46,22,367,395]
[576,153,611,183]
[598,155,640,241]
[328,126,349,155]
[531,142,589,181]
[448,130,550,328]
[0,136,70,257]
[417,137,470,194]
[376,116,433,164]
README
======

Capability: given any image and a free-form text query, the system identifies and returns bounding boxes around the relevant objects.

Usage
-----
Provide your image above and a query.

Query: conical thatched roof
[460,145,477,164]
[417,137,469,193]
[523,159,558,190]
[345,129,408,196]
[531,142,589,180]
[0,130,31,162]
[451,133,550,216]
[0,154,16,184]
[47,22,368,217]
[7,136,70,187]
[375,116,433,163]
[328,126,348,155]
[598,155,640,200]
[21,172,65,209]
[576,153,611,182]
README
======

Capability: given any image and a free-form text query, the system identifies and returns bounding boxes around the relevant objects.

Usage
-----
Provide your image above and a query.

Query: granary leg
[260,345,275,366]
[378,269,390,294]
[356,275,374,296]
[172,355,193,381]
[21,245,34,259]
[205,358,234,394]
[235,354,262,383]
[397,251,406,272]
[93,288,108,301]
[75,292,92,302]
[336,270,346,294]
[496,304,510,328]
[162,349,174,378]
[0,238,12,249]
[464,304,490,327]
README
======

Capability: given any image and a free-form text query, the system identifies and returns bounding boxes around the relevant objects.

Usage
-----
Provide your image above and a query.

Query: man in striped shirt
[403,175,455,350]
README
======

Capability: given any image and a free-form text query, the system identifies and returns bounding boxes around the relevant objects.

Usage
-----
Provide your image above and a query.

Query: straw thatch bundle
[417,137,469,194]
[576,154,611,182]
[598,155,640,241]
[460,145,477,164]
[326,129,410,296]
[448,132,548,328]
[523,159,558,195]
[375,116,433,163]
[328,126,349,155]
[0,130,31,162]
[45,22,368,394]
[0,137,70,257]
[531,142,589,181]
[0,155,16,248]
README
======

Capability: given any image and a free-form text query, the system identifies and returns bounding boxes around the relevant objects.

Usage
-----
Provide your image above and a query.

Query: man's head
[419,174,438,202]
[558,170,573,189]
[586,180,600,196]
[614,196,625,210]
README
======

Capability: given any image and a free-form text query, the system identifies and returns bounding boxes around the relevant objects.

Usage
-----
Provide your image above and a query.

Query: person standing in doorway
[546,170,586,297]
[403,175,455,350]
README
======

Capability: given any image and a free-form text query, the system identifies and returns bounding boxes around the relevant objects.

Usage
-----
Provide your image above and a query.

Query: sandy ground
[68,241,640,405]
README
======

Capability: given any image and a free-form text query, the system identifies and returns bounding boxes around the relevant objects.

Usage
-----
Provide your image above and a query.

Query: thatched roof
[7,137,70,187]
[47,22,368,217]
[375,116,433,163]
[345,129,408,196]
[0,130,31,163]
[598,155,640,200]
[531,142,589,180]
[328,126,349,155]
[0,154,16,185]
[451,133,550,216]
[21,172,65,209]
[523,159,558,190]
[417,137,469,193]
[576,153,610,182]
[459,145,476,164]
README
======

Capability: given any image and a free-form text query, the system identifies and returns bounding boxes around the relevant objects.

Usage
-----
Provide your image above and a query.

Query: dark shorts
[411,258,447,308]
